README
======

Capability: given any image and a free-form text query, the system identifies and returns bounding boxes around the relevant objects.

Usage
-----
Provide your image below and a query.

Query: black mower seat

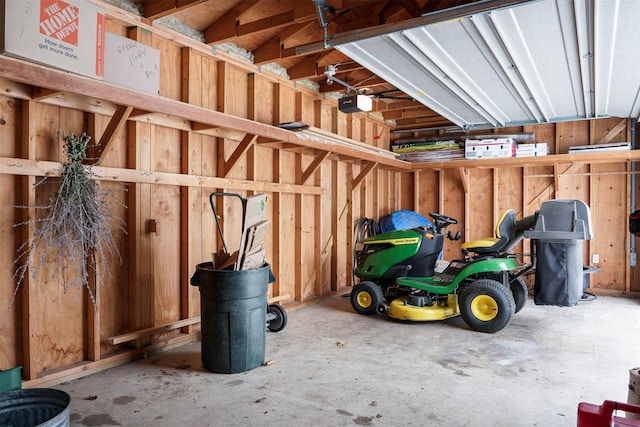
[461,209,517,255]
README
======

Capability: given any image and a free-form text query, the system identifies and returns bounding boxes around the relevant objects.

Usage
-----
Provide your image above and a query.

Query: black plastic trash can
[190,262,270,374]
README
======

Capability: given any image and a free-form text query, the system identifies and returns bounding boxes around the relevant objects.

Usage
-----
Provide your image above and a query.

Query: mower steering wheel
[429,213,458,232]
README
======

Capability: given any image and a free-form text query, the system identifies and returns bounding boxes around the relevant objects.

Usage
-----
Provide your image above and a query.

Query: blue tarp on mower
[379,210,434,233]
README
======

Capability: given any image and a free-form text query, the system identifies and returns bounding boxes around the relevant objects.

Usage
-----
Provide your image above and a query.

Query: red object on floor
[577,400,640,426]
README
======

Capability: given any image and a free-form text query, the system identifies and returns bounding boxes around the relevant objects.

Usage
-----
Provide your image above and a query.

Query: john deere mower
[351,211,534,333]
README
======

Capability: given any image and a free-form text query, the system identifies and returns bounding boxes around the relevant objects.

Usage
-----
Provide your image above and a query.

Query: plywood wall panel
[35,103,62,161]
[251,74,274,125]
[496,167,523,215]
[155,39,182,101]
[415,170,439,214]
[441,169,465,261]
[466,168,494,241]
[525,123,556,152]
[556,120,589,154]
[278,152,298,299]
[590,163,628,290]
[152,184,182,327]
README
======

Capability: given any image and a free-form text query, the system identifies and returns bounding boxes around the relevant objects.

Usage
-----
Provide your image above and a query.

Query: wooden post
[19,100,36,379]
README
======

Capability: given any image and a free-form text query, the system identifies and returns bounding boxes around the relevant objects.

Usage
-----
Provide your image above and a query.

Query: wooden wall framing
[0,6,639,387]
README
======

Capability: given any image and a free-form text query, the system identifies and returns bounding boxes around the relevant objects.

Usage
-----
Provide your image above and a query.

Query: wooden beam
[352,161,378,189]
[399,0,424,17]
[108,316,202,345]
[0,156,325,195]
[141,0,205,20]
[595,118,626,145]
[288,56,318,80]
[32,87,62,100]
[205,6,316,45]
[203,8,236,44]
[0,55,290,142]
[0,55,406,168]
[22,350,142,388]
[96,105,134,164]
[253,36,282,64]
[221,133,258,178]
[301,151,331,185]
[239,11,297,37]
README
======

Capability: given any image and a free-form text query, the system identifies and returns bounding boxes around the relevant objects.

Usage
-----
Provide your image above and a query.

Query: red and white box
[0,0,105,79]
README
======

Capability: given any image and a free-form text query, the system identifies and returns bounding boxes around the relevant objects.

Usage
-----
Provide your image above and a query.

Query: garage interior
[1,0,640,425]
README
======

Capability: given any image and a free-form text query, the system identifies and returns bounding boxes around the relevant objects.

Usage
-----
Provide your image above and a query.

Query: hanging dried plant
[3,131,126,328]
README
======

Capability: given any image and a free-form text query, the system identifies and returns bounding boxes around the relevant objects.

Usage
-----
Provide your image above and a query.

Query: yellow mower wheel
[459,279,515,333]
[351,281,384,315]
[470,294,499,321]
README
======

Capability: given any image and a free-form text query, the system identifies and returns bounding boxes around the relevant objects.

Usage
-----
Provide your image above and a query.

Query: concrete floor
[55,294,640,426]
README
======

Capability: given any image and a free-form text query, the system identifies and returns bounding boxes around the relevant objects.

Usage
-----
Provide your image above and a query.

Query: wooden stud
[459,167,469,194]
[19,100,36,379]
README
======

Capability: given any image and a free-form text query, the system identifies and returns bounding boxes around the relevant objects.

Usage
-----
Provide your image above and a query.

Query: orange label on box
[95,12,104,77]
[39,0,79,46]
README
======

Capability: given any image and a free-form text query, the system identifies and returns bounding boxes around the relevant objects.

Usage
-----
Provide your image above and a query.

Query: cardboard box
[0,0,105,79]
[515,142,549,157]
[465,138,515,159]
[104,31,160,95]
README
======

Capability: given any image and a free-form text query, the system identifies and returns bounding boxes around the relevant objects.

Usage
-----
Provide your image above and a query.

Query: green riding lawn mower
[351,200,594,333]
[351,210,538,333]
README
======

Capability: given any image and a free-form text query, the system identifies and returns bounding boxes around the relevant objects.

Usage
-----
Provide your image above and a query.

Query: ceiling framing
[130,0,640,133]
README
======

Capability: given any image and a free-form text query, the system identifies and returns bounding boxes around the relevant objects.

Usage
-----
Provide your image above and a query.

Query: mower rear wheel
[459,279,515,333]
[510,277,528,313]
[351,281,384,315]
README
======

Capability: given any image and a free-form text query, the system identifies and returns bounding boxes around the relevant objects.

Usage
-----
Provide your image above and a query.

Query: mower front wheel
[351,281,384,315]
[459,279,515,333]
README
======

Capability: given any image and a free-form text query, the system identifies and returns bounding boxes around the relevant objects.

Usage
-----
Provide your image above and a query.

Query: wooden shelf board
[408,150,640,170]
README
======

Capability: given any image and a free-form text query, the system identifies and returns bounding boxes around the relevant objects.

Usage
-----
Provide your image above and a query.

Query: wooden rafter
[288,56,318,80]
[204,3,316,45]
[138,0,206,20]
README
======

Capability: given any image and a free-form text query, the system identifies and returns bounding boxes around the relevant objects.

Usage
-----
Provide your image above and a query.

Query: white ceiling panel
[335,0,640,130]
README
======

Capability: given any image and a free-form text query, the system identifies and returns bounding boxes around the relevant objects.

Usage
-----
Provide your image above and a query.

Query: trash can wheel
[267,304,287,332]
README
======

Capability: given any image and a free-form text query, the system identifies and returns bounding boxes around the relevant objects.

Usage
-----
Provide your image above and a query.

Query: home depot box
[465,138,515,159]
[0,0,105,79]
[104,31,160,95]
